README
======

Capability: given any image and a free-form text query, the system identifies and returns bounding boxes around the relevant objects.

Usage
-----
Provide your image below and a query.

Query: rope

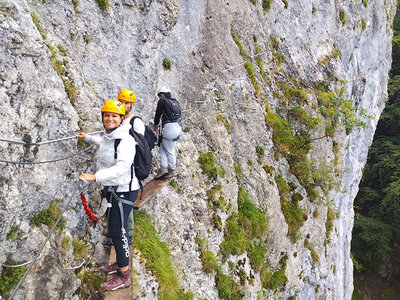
[8,149,96,300]
[0,145,95,165]
[1,254,42,268]
[0,130,103,146]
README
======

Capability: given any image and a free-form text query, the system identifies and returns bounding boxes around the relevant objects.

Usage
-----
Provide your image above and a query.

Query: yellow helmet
[117,89,136,103]
[101,100,125,115]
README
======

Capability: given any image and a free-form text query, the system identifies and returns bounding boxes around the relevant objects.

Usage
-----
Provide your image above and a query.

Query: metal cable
[1,254,42,268]
[0,130,103,146]
[8,150,96,300]
[0,145,95,165]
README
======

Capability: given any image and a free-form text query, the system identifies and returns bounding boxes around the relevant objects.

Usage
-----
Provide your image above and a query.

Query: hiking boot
[165,169,177,178]
[154,168,168,179]
[101,269,131,291]
[99,262,119,275]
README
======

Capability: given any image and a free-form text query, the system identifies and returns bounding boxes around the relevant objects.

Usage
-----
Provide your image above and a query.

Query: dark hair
[165,92,172,98]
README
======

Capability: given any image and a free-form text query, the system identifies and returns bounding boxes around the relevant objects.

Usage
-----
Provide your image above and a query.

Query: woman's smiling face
[103,112,123,131]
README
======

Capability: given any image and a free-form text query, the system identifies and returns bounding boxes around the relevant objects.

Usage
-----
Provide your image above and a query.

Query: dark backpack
[130,117,157,150]
[114,117,155,182]
[164,97,181,122]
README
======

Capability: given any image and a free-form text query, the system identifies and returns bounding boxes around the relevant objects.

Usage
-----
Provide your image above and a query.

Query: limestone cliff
[0,0,395,299]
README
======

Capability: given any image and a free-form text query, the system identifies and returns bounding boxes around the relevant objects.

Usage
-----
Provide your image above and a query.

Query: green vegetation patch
[162,58,172,71]
[231,29,260,95]
[6,226,18,240]
[262,0,273,13]
[30,202,65,231]
[200,250,219,274]
[216,113,232,135]
[260,254,288,290]
[339,9,347,25]
[95,0,109,10]
[198,152,226,181]
[216,271,244,299]
[76,269,104,299]
[133,211,193,300]
[220,187,268,270]
[31,13,47,39]
[281,196,307,243]
[304,238,320,263]
[72,238,87,259]
[0,266,26,297]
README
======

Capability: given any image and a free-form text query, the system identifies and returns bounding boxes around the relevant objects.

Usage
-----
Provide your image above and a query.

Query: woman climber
[77,100,138,291]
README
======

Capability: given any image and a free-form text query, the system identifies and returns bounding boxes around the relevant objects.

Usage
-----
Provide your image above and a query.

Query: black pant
[104,189,138,268]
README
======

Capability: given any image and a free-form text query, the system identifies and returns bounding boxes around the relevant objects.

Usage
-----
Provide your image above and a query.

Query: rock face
[0,0,395,299]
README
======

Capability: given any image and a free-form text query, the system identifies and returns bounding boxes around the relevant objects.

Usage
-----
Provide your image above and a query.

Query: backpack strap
[114,139,121,159]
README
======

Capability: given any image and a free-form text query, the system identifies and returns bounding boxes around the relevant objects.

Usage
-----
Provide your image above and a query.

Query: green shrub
[220,187,268,269]
[262,0,272,12]
[275,175,290,197]
[95,0,109,10]
[198,152,226,181]
[256,145,265,157]
[162,58,172,70]
[30,202,65,231]
[233,161,243,181]
[339,9,347,25]
[133,211,193,299]
[326,207,335,240]
[72,239,87,259]
[304,238,320,263]
[216,114,232,134]
[216,271,244,299]
[200,250,218,274]
[260,254,288,290]
[31,13,47,39]
[362,0,368,8]
[281,197,307,243]
[6,226,18,240]
[76,269,104,299]
[0,266,26,297]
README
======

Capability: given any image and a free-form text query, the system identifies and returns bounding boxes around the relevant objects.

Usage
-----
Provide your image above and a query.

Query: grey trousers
[160,122,181,171]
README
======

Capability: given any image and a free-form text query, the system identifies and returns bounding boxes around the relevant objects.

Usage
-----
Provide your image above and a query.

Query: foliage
[318,89,371,134]
[231,29,260,94]
[200,250,218,274]
[133,211,193,299]
[304,238,319,263]
[220,187,268,269]
[76,269,104,300]
[216,113,232,135]
[6,226,18,240]
[198,152,226,181]
[162,58,172,70]
[325,207,335,241]
[216,271,244,299]
[95,0,109,10]
[72,238,87,259]
[260,254,288,290]
[339,9,347,25]
[0,266,26,297]
[281,197,307,243]
[262,0,272,12]
[30,202,65,231]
